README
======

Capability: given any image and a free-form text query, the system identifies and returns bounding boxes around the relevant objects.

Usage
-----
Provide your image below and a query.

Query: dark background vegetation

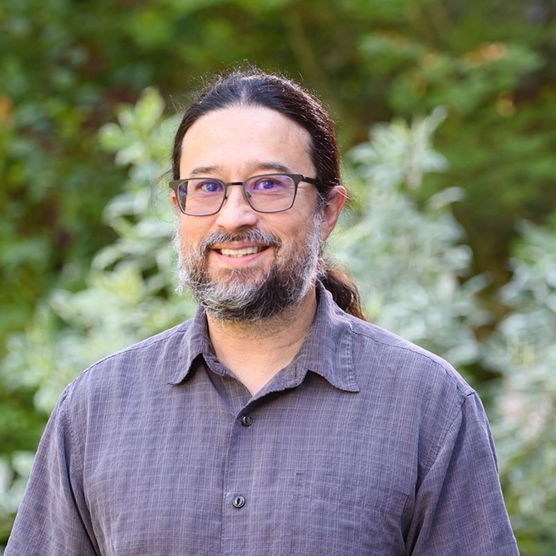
[1,0,555,552]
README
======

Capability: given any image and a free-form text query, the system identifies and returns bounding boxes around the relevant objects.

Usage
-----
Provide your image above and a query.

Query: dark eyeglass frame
[169,173,319,216]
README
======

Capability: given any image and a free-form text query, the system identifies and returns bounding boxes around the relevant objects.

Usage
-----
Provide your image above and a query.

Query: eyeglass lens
[176,174,297,215]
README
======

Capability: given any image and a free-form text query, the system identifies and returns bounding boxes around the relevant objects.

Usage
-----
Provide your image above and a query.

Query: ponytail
[320,265,366,321]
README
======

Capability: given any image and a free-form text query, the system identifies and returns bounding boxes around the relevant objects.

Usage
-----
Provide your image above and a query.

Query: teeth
[220,246,264,257]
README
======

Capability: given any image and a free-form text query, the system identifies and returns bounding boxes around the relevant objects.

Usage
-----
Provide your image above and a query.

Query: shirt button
[232,495,246,508]
[240,414,253,427]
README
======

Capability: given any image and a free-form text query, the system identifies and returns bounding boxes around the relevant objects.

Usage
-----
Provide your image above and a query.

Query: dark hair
[172,68,365,320]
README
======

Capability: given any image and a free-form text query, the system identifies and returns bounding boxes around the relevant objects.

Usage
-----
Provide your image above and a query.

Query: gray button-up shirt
[6,285,518,555]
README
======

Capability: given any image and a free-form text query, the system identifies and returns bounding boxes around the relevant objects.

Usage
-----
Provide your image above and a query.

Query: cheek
[277,220,316,255]
[179,217,210,247]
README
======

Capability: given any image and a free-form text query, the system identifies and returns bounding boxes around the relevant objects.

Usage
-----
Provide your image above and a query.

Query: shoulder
[61,319,195,406]
[85,319,193,373]
[337,311,479,452]
[343,314,490,468]
[346,313,473,396]
[317,286,473,405]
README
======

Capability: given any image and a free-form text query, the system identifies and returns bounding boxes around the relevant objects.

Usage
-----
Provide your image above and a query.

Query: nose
[214,183,259,232]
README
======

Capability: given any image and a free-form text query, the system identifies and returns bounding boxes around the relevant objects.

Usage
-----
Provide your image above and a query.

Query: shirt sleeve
[406,392,519,555]
[5,385,99,556]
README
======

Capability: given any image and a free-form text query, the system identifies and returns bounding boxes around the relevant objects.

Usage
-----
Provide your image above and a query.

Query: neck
[206,286,318,395]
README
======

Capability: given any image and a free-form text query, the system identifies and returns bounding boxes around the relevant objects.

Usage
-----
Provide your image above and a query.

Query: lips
[219,246,266,257]
[201,230,281,260]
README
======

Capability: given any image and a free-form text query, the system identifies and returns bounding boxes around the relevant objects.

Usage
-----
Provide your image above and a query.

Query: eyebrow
[189,166,220,176]
[188,161,293,177]
[254,162,292,174]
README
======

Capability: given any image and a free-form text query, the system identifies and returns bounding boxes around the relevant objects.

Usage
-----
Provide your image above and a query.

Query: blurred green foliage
[1,0,556,552]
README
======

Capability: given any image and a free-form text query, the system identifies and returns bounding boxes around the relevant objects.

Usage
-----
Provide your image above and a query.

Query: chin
[210,265,267,284]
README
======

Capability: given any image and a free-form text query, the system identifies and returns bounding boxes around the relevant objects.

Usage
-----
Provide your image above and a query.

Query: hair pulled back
[172,68,364,320]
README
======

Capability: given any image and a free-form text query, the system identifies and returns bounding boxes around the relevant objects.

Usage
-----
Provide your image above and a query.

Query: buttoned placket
[218,367,307,555]
[220,398,256,554]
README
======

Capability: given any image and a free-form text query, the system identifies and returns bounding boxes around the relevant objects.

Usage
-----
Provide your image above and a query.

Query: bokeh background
[1,0,555,552]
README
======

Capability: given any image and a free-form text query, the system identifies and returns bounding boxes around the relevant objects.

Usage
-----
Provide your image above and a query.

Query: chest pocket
[292,471,408,555]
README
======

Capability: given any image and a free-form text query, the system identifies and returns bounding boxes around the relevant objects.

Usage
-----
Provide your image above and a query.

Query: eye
[249,175,291,192]
[193,179,224,194]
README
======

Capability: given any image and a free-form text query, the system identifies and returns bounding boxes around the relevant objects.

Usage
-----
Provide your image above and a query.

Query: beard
[173,212,324,323]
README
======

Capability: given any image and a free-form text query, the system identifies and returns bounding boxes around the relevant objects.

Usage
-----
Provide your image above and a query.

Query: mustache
[197,229,282,253]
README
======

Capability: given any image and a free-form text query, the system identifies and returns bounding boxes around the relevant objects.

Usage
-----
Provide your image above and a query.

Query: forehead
[179,105,314,177]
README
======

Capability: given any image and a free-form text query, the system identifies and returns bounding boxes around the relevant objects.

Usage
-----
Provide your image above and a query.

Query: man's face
[172,105,342,321]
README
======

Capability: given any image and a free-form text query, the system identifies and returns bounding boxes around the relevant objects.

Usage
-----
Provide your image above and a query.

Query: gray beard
[174,213,324,323]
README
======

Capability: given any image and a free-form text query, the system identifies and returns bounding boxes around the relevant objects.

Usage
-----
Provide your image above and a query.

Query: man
[7,70,518,555]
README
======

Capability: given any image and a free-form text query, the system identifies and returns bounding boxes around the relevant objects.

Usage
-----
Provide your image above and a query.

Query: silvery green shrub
[484,220,556,551]
[333,109,487,368]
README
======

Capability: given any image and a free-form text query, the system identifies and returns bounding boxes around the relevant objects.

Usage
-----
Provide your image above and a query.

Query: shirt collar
[168,282,360,393]
[290,282,359,393]
[168,306,212,385]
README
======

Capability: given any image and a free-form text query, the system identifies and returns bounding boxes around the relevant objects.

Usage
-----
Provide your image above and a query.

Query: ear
[320,185,346,242]
[170,190,180,211]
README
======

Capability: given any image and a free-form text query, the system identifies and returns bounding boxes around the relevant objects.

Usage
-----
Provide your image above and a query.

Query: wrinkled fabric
[7,285,518,555]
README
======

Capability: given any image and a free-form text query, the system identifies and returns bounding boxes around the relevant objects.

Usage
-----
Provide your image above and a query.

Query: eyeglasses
[169,173,318,216]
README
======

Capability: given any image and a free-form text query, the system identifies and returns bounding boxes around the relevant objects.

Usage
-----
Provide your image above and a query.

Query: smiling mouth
[217,246,267,257]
